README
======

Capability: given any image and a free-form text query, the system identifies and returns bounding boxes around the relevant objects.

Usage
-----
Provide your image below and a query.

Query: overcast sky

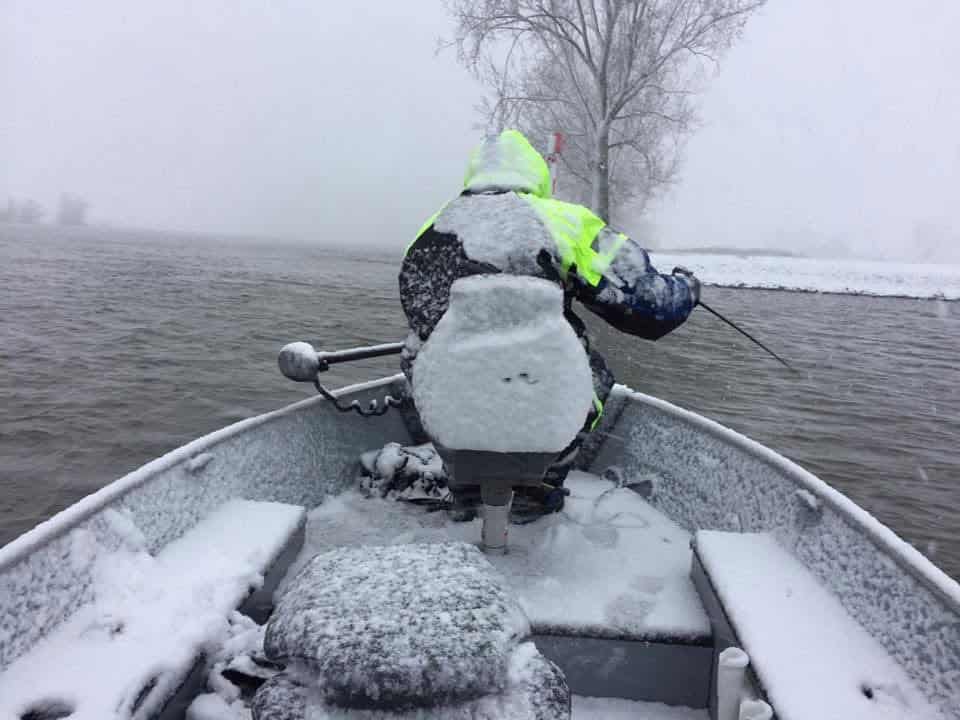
[3,1,959,259]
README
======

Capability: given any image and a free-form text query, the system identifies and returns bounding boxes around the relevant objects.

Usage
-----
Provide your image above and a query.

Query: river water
[1,226,957,580]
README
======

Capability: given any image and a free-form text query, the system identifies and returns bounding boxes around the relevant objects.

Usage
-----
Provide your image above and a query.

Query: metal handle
[318,342,405,366]
[278,341,403,382]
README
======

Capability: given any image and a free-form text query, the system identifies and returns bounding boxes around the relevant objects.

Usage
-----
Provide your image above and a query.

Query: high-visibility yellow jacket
[399,130,699,419]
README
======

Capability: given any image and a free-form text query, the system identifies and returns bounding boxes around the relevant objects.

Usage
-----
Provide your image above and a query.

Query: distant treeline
[0,194,89,226]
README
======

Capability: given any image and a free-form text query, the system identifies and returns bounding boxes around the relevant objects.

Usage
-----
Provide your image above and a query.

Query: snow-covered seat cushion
[252,642,570,719]
[264,542,532,708]
[251,674,307,720]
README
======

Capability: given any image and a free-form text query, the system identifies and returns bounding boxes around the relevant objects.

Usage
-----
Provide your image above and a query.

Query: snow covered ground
[649,253,960,300]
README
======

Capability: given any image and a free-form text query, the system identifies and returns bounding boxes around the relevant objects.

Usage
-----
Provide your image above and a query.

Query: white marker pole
[547,131,565,195]
[717,647,750,720]
[739,699,774,720]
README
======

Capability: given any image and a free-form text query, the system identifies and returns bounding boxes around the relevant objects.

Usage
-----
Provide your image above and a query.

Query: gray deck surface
[291,471,710,642]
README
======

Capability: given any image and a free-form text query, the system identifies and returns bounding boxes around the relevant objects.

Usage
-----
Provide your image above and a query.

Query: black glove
[671,266,701,304]
[536,249,563,283]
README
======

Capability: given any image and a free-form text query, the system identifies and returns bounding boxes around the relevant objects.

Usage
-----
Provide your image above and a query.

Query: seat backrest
[412,275,594,455]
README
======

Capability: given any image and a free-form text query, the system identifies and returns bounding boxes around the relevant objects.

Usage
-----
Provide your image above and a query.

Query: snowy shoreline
[649,252,960,301]
[701,282,956,302]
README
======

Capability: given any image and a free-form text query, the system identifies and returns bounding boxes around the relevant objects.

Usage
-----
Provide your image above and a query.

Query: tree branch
[444,0,766,213]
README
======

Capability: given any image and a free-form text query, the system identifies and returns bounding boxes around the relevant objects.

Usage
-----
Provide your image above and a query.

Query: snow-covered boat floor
[572,696,707,719]
[293,471,710,642]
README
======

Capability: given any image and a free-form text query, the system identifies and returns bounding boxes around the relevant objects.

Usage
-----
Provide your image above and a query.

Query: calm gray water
[1,226,958,580]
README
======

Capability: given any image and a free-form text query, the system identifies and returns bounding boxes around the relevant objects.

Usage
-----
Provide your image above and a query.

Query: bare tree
[1,198,46,224]
[446,0,765,221]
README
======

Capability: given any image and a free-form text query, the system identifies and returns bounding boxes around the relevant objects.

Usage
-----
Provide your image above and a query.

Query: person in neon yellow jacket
[399,129,700,518]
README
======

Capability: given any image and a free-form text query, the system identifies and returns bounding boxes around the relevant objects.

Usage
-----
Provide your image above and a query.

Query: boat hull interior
[0,377,957,719]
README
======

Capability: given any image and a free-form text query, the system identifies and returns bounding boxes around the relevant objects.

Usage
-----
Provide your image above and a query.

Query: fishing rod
[698,301,798,373]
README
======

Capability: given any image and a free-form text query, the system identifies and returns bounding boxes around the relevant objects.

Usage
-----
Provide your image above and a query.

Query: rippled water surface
[1,226,958,580]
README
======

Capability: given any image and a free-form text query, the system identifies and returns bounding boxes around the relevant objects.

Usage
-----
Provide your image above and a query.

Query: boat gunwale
[0,375,403,574]
[4,374,957,613]
[622,387,960,611]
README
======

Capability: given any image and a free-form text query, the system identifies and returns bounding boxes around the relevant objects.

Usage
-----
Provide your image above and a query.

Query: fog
[3,0,959,259]
[1,1,481,244]
[651,0,960,261]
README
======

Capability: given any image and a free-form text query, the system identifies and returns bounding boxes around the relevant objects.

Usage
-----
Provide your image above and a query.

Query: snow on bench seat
[0,499,305,720]
[297,471,709,642]
[694,531,940,720]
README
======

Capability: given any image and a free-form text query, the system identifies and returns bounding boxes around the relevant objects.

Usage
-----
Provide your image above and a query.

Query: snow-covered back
[295,470,709,641]
[0,499,304,720]
[695,531,942,720]
[434,193,556,277]
[413,275,594,453]
[650,252,960,300]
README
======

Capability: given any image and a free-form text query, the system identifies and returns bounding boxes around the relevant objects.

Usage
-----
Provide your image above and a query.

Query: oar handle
[279,341,404,382]
[318,342,405,366]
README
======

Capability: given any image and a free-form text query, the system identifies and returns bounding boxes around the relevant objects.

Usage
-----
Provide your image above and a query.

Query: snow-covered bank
[649,253,960,300]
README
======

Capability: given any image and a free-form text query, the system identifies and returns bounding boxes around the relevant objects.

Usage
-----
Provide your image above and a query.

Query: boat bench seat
[692,530,938,720]
[0,499,306,720]
[253,542,571,719]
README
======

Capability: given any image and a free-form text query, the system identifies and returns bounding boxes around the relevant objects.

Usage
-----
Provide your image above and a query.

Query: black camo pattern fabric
[251,646,570,719]
[399,230,468,343]
[398,228,614,405]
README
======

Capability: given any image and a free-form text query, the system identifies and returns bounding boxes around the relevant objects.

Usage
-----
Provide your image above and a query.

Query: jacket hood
[463,130,552,199]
